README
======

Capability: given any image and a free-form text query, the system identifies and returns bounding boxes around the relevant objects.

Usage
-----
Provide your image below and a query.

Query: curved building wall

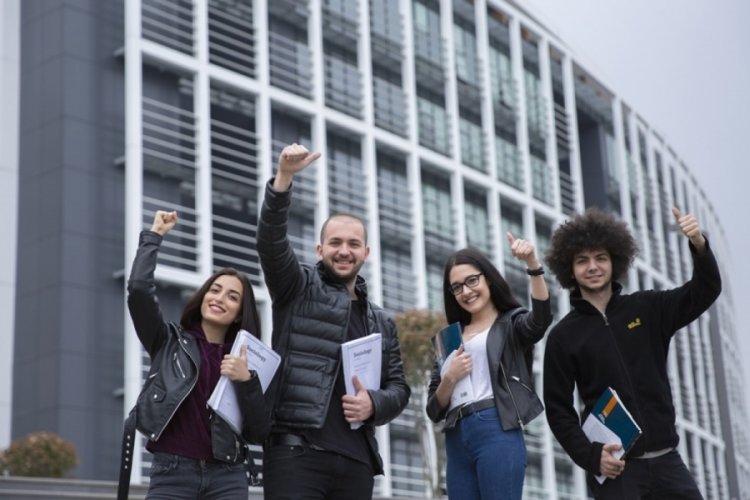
[8,0,747,498]
[117,0,747,497]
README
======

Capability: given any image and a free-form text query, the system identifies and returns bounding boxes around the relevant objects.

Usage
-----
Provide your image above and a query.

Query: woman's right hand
[444,345,472,384]
[150,210,177,236]
[434,345,473,409]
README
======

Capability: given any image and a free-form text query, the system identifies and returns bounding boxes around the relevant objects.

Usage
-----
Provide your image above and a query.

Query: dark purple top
[147,325,228,460]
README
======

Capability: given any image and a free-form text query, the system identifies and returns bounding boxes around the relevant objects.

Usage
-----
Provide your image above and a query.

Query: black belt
[267,433,326,451]
[455,398,495,421]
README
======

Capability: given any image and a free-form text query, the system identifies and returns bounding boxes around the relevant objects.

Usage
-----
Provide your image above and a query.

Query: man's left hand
[672,207,706,254]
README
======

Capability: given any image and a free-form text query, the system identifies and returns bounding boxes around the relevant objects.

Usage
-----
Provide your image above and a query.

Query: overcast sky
[520,0,750,402]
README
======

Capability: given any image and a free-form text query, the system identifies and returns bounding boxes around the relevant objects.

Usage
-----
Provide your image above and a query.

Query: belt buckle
[457,404,466,420]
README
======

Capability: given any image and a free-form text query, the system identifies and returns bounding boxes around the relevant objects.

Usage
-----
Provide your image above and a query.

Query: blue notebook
[588,387,642,454]
[431,322,462,365]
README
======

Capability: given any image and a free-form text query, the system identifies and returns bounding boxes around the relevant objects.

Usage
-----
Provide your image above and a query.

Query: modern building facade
[4,0,749,498]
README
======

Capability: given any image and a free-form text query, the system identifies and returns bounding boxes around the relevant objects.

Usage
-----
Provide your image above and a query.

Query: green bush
[0,431,78,478]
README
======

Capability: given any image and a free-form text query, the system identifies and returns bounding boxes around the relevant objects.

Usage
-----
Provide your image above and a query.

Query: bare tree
[394,309,446,499]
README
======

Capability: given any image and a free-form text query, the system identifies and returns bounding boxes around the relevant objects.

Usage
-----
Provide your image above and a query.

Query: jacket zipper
[153,335,198,441]
[500,362,524,429]
[511,375,534,394]
[173,352,187,379]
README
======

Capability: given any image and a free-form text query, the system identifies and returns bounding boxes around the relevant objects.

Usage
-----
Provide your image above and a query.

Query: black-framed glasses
[448,273,484,296]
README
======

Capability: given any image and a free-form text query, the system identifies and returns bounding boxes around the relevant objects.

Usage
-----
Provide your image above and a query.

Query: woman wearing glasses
[426,234,552,500]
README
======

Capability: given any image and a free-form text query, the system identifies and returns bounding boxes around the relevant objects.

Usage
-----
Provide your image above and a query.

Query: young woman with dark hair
[124,210,270,500]
[426,235,553,500]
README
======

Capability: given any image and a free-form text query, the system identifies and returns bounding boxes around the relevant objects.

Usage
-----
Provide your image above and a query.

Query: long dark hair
[180,268,261,345]
[443,248,523,326]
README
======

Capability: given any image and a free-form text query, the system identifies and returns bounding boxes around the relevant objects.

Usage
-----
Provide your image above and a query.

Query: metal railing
[417,98,451,156]
[142,96,197,182]
[324,56,363,118]
[328,158,368,219]
[142,0,194,54]
[208,0,255,78]
[269,31,313,98]
[373,77,408,137]
[142,196,199,272]
[459,118,485,171]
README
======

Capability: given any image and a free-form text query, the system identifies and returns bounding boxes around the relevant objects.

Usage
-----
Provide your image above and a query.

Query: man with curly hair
[543,207,721,499]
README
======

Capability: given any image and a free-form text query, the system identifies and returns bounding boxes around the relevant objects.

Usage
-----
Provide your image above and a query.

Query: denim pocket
[221,461,247,472]
[149,455,178,476]
[474,406,498,422]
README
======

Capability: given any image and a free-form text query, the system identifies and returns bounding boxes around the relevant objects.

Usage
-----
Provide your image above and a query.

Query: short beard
[322,260,361,285]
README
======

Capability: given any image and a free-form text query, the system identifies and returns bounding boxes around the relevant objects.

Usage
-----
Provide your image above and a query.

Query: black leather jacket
[257,181,411,475]
[127,231,270,462]
[426,299,552,431]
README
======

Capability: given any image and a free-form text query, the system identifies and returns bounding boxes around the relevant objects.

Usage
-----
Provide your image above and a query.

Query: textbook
[341,333,382,429]
[431,322,463,367]
[432,323,474,410]
[207,329,280,435]
[440,349,475,410]
[582,387,642,484]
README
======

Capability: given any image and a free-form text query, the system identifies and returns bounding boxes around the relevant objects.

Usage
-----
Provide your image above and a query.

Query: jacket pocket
[138,382,167,407]
[510,375,534,394]
[275,351,337,424]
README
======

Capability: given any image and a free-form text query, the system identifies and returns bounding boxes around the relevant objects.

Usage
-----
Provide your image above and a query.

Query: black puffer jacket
[257,181,411,474]
[127,231,270,462]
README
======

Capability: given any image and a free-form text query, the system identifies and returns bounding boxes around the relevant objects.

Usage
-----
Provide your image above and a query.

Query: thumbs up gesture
[672,207,706,254]
[274,143,322,191]
[507,232,542,269]
[341,375,374,424]
[221,344,252,382]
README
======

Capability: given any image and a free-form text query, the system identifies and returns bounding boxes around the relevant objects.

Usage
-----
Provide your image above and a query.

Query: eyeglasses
[448,273,484,296]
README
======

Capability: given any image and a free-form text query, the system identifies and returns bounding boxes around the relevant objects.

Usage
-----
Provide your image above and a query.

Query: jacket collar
[315,261,369,301]
[569,281,623,315]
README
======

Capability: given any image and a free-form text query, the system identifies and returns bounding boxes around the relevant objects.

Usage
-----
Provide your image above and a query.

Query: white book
[583,414,624,484]
[582,387,641,484]
[207,329,280,435]
[441,349,475,410]
[341,333,382,429]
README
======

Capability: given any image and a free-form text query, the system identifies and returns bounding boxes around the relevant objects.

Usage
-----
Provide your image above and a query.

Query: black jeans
[263,442,374,499]
[588,450,703,500]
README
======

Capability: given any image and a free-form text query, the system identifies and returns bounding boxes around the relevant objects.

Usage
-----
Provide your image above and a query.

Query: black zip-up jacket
[426,300,552,430]
[257,180,411,475]
[543,240,721,475]
[127,231,271,462]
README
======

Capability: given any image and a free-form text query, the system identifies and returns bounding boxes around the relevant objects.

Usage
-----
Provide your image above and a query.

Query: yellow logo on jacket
[627,317,641,330]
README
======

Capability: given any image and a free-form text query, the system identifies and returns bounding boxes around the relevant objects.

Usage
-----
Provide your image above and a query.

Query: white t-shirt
[462,327,493,403]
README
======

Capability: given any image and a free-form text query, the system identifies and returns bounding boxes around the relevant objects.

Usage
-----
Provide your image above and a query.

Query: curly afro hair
[545,207,639,289]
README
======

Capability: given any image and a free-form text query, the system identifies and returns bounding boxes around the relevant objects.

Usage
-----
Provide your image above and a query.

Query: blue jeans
[445,407,527,500]
[146,452,248,500]
[588,450,703,499]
